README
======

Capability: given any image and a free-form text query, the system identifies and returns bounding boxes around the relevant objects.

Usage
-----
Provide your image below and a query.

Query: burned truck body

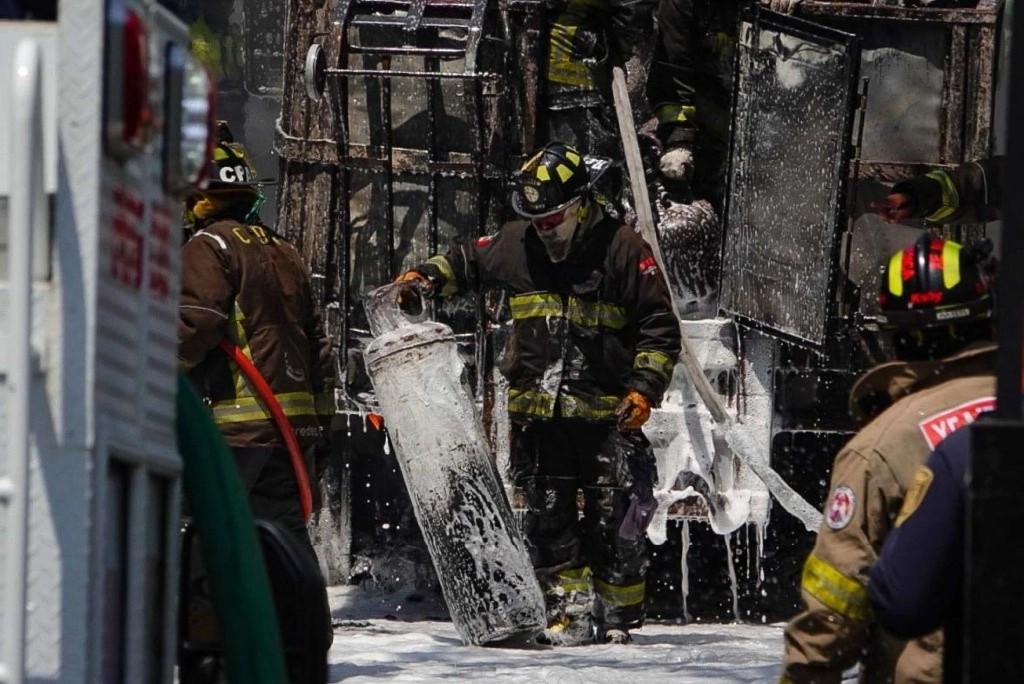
[267,0,1004,621]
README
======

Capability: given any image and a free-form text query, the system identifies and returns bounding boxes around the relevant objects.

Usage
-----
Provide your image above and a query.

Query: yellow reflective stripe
[425,255,458,297]
[942,240,961,289]
[510,293,562,320]
[556,164,573,183]
[567,297,627,330]
[564,149,581,166]
[314,392,335,417]
[654,104,697,126]
[593,577,645,608]
[229,307,254,398]
[507,390,621,420]
[925,170,959,222]
[801,555,871,621]
[888,250,903,297]
[510,294,626,330]
[537,165,551,182]
[547,23,595,88]
[555,566,592,594]
[634,350,674,380]
[211,392,317,425]
[557,393,620,420]
[508,389,557,419]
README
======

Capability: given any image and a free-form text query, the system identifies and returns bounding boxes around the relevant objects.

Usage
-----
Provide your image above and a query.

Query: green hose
[176,372,288,683]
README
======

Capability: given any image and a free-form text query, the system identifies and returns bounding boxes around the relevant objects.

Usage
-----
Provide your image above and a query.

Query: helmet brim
[511,193,581,220]
[877,296,993,330]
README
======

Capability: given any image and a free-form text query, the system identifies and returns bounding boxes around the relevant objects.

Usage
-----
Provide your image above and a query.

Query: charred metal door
[719,8,860,349]
[277,0,520,414]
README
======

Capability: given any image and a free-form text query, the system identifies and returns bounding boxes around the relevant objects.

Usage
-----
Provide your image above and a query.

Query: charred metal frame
[720,6,862,350]
[277,0,533,415]
[800,0,1004,183]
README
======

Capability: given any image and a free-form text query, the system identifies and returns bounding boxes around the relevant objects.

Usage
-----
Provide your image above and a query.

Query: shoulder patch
[825,485,856,530]
[896,466,934,527]
[638,255,659,277]
[918,396,995,449]
[476,235,495,248]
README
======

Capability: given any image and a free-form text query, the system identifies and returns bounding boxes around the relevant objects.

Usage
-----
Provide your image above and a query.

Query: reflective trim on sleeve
[634,350,674,380]
[593,577,645,608]
[229,306,254,398]
[547,22,596,88]
[801,554,872,621]
[924,170,960,223]
[654,103,697,126]
[424,255,459,297]
[211,391,317,425]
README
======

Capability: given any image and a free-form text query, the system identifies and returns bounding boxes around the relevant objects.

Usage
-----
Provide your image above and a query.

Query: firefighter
[395,143,681,645]
[873,156,1004,225]
[645,0,802,203]
[869,423,975,684]
[781,233,997,683]
[178,121,335,564]
[539,0,656,159]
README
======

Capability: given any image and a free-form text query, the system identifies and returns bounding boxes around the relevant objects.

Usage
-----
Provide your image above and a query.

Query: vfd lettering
[918,396,996,449]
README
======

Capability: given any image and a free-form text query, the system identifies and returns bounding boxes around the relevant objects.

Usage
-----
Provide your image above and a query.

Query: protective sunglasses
[531,198,580,231]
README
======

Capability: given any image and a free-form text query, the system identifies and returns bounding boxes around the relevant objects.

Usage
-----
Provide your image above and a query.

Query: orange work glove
[393,270,432,313]
[615,389,652,431]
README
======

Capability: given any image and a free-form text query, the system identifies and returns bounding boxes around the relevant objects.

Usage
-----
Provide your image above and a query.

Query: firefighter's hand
[615,390,652,431]
[393,270,432,313]
[761,0,802,13]
[871,192,915,224]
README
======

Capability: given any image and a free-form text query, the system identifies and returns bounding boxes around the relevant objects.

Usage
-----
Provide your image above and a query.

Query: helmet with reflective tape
[203,120,269,190]
[877,233,992,331]
[511,143,592,218]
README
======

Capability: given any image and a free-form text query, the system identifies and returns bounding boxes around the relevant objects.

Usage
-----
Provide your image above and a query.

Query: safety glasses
[531,197,580,231]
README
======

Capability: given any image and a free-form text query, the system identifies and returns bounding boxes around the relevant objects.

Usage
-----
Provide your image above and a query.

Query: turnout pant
[511,419,657,630]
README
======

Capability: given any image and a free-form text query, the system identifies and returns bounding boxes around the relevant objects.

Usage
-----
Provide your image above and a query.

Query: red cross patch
[825,485,856,530]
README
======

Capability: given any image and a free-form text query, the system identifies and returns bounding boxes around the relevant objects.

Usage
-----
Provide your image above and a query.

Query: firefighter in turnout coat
[178,123,335,561]
[781,234,997,683]
[397,143,681,645]
[874,156,1004,226]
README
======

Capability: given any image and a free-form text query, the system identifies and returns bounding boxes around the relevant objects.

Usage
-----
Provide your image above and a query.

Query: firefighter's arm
[648,0,699,145]
[884,156,1004,224]
[781,447,892,683]
[608,0,656,61]
[621,236,681,406]
[407,234,497,298]
[178,233,236,370]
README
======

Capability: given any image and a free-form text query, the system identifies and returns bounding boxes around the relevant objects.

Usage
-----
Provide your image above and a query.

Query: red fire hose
[218,339,313,522]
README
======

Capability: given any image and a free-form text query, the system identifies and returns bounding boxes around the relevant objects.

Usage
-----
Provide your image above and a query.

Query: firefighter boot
[536,567,596,647]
